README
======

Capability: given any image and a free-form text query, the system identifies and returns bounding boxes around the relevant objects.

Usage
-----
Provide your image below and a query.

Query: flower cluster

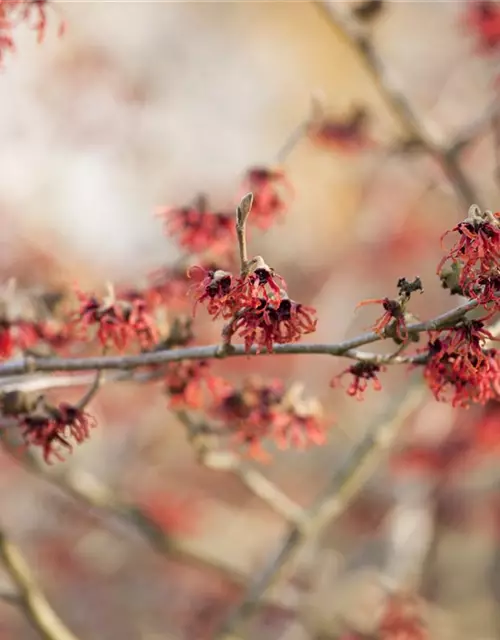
[438,206,500,310]
[156,196,235,257]
[332,361,385,400]
[164,360,228,409]
[0,317,39,359]
[423,321,500,407]
[189,256,317,352]
[20,402,96,464]
[75,289,159,351]
[211,378,325,460]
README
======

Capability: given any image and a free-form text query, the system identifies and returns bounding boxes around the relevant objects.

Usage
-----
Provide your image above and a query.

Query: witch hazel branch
[0,0,498,470]
[1,193,500,466]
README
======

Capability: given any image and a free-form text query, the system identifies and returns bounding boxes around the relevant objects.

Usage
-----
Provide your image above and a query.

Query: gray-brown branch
[0,299,478,378]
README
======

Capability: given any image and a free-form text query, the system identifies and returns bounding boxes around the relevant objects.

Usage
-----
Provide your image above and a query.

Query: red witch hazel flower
[309,106,371,153]
[423,320,500,407]
[75,287,159,351]
[271,383,325,450]
[147,265,192,309]
[357,297,408,341]
[356,277,422,343]
[378,593,428,640]
[118,289,160,349]
[332,361,385,400]
[231,294,317,353]
[21,402,96,464]
[437,206,500,310]
[188,255,314,352]
[237,256,287,300]
[240,167,294,230]
[188,265,237,319]
[463,1,500,53]
[0,319,13,359]
[211,378,325,460]
[0,318,44,359]
[164,360,228,409]
[32,319,75,353]
[156,195,235,256]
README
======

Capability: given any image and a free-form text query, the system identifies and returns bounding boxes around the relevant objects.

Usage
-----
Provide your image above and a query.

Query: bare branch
[174,408,308,525]
[312,1,482,211]
[0,299,478,378]
[0,530,80,640]
[0,438,248,589]
[215,376,427,639]
[203,451,307,526]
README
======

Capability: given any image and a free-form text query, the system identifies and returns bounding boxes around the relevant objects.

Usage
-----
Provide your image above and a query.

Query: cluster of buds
[423,321,500,407]
[211,378,325,460]
[75,287,159,351]
[189,256,317,352]
[438,206,500,311]
[1,391,95,464]
[332,361,385,400]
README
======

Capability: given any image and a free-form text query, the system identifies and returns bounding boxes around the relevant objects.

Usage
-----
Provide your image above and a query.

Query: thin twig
[203,451,307,526]
[0,299,478,378]
[75,348,107,411]
[0,530,80,640]
[312,1,481,212]
[0,437,248,588]
[448,97,500,156]
[175,409,308,525]
[215,376,427,639]
[275,102,318,163]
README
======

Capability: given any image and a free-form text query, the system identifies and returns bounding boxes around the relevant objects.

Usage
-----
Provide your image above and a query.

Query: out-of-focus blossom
[240,167,293,230]
[156,196,235,257]
[332,361,385,400]
[309,107,371,153]
[211,378,325,460]
[464,1,500,53]
[164,360,228,409]
[21,402,96,464]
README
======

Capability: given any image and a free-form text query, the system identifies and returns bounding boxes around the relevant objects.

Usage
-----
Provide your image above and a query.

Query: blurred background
[0,1,500,639]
